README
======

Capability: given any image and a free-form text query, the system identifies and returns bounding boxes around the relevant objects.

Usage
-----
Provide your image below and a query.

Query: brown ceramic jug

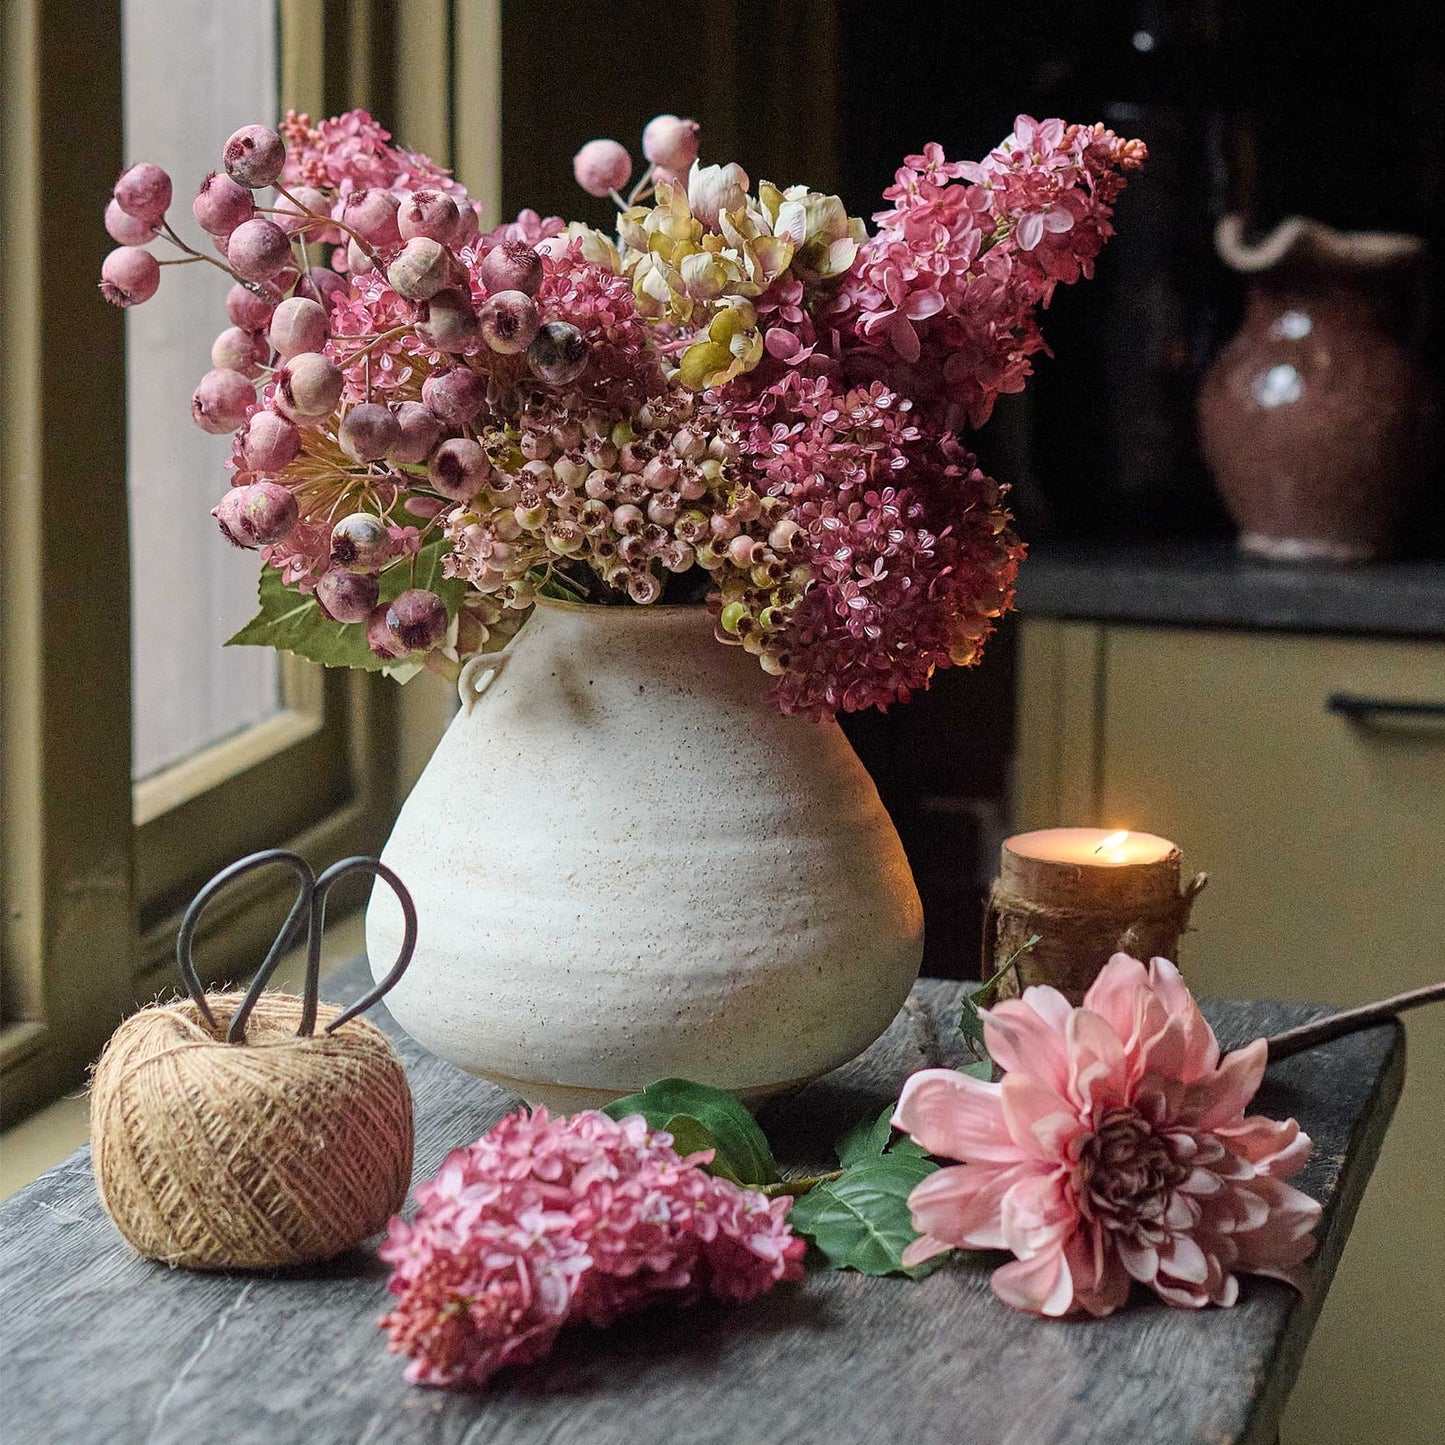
[1198,215,1431,562]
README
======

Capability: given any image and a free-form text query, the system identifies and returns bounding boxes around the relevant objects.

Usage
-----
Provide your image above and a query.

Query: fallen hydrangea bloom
[893,954,1322,1317]
[380,1107,804,1387]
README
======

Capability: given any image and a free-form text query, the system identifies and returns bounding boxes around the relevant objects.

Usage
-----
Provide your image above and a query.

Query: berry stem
[157,219,247,285]
[626,164,657,208]
[334,324,410,369]
[757,1170,843,1200]
[274,182,384,266]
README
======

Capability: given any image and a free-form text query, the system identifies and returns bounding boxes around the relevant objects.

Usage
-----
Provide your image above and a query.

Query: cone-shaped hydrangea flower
[892,954,1322,1317]
[380,1107,803,1388]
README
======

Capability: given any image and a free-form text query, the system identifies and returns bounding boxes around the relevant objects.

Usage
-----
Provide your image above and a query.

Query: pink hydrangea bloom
[711,372,1022,716]
[480,208,566,250]
[280,107,463,200]
[327,267,419,396]
[833,120,1146,428]
[892,954,1322,1317]
[380,1108,804,1388]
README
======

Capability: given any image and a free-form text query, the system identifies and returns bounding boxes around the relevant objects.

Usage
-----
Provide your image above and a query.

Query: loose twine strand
[986,871,1209,932]
[90,992,412,1271]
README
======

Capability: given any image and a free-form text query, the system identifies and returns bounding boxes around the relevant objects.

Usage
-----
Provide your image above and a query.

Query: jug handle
[458,642,515,714]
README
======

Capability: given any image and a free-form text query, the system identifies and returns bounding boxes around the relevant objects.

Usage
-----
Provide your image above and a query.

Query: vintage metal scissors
[175,849,417,1043]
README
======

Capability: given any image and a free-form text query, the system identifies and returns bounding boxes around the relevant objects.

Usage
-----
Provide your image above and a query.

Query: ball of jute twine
[90,990,412,1271]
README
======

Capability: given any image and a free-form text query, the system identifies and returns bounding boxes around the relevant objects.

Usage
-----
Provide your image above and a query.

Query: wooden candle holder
[985,832,1207,1004]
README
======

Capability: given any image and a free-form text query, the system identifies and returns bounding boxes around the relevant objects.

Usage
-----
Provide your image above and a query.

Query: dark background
[502,0,1445,977]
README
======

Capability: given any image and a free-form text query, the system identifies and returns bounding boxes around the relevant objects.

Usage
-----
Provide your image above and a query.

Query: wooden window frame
[0,0,503,1125]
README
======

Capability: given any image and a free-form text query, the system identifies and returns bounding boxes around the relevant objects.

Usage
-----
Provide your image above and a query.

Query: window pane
[123,0,281,781]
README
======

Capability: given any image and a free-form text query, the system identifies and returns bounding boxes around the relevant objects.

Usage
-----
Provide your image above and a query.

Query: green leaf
[835,1103,928,1165]
[660,1114,742,1185]
[958,991,990,1063]
[889,1133,930,1158]
[959,932,1042,1061]
[835,1105,895,1166]
[787,1153,938,1276]
[225,534,466,670]
[602,1078,779,1186]
[958,1059,994,1082]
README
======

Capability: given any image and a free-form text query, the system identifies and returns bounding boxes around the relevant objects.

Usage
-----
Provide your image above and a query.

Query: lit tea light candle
[1009,827,1179,868]
[985,828,1207,1004]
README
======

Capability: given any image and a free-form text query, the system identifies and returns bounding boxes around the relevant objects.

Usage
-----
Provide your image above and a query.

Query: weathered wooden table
[0,960,1403,1445]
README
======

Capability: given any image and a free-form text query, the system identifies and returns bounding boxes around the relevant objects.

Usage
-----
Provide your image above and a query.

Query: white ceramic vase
[366,597,924,1110]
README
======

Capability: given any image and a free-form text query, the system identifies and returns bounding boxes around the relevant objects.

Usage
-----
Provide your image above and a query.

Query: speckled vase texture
[1198,215,1432,564]
[367,598,925,1110]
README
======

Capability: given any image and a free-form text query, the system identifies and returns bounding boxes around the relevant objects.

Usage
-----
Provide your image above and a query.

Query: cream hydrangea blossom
[616,162,857,390]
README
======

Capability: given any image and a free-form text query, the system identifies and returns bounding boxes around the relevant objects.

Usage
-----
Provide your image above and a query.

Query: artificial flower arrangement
[99,109,1146,716]
[379,953,1322,1388]
[96,108,1325,1390]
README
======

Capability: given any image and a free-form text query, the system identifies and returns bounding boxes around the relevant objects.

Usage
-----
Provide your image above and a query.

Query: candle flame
[1094,830,1131,858]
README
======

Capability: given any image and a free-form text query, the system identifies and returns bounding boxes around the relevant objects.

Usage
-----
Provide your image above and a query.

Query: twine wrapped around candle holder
[984,839,1207,1004]
[90,850,419,1271]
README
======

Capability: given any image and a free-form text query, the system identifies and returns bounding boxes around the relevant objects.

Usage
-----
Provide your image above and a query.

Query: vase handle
[458,645,514,714]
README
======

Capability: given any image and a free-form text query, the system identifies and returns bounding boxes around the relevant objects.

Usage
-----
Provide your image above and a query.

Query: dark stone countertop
[1014,539,1445,638]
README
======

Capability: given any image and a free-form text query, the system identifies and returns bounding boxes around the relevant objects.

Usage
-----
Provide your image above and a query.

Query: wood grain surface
[0,960,1403,1445]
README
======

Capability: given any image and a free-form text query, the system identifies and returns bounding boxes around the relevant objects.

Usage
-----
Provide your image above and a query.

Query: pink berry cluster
[442,394,767,607]
[99,107,1143,709]
[379,1107,804,1388]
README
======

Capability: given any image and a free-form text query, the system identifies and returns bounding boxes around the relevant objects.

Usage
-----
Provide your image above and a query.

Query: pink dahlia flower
[380,1108,803,1387]
[893,954,1321,1317]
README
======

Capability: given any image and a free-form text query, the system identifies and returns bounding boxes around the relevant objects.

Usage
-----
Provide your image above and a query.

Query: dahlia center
[1074,1107,1189,1232]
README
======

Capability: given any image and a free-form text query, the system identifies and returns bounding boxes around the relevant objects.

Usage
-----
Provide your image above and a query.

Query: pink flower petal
[1000,1072,1080,1161]
[1148,958,1220,1078]
[1179,1167,1224,1197]
[1236,1177,1323,1252]
[1214,1116,1312,1178]
[1186,1038,1267,1130]
[982,989,1073,1095]
[1153,1277,1211,1309]
[905,288,945,320]
[991,1247,1075,1317]
[1118,1238,1160,1284]
[884,310,921,362]
[892,1068,1018,1163]
[906,1161,1031,1251]
[901,1232,956,1269]
[764,327,801,361]
[1160,1234,1210,1285]
[999,1171,1075,1258]
[1066,1228,1132,1318]
[1081,953,1150,1039]
[1066,1007,1131,1116]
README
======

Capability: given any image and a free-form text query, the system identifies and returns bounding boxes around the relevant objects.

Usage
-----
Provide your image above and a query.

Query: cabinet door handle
[1327,692,1445,723]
